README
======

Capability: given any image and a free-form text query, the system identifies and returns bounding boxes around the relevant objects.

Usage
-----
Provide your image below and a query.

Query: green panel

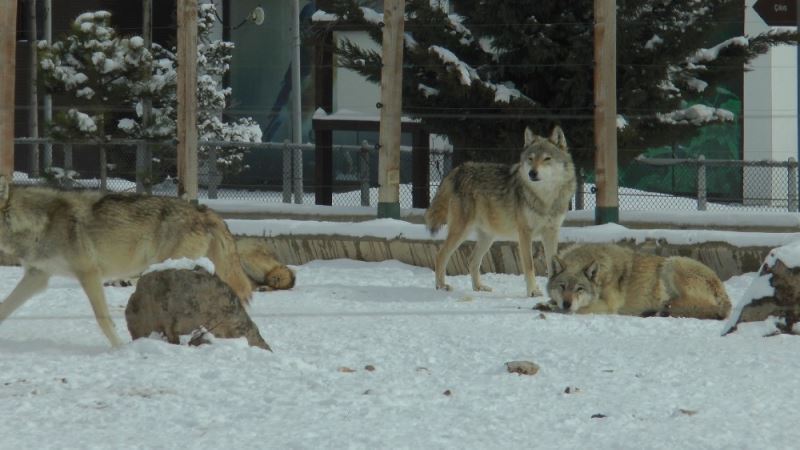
[595,206,619,225]
[377,202,401,219]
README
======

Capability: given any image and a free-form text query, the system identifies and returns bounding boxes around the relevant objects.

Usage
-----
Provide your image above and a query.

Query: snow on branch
[657,104,734,126]
[429,45,479,86]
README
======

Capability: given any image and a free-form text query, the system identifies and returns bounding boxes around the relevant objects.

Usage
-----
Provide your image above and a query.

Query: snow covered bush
[38,4,262,175]
[38,11,152,140]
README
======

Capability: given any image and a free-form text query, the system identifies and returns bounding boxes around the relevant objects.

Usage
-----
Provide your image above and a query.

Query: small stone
[505,360,540,376]
[338,367,356,373]
[364,365,376,372]
[591,414,607,419]
[564,386,580,394]
[443,389,452,396]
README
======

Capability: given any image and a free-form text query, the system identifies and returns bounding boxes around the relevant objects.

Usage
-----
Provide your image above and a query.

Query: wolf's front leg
[0,268,51,323]
[76,270,124,348]
[517,229,542,297]
[540,227,560,277]
[469,231,495,292]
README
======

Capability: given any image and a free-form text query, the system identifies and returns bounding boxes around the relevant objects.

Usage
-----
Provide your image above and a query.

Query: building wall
[743,0,798,205]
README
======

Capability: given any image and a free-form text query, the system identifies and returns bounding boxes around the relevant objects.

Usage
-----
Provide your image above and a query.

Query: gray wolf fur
[425,126,576,296]
[545,244,731,320]
[235,237,296,291]
[0,178,252,347]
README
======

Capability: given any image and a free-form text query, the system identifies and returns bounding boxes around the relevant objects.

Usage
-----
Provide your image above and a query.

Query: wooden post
[376,0,405,219]
[360,140,370,207]
[411,129,430,208]
[0,0,17,178]
[43,0,52,171]
[697,155,707,211]
[290,0,304,204]
[142,0,153,194]
[313,129,332,205]
[27,0,39,178]
[788,157,798,212]
[593,0,618,224]
[176,0,198,201]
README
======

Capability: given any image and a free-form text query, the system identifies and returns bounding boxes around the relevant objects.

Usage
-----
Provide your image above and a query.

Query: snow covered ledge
[227,219,800,281]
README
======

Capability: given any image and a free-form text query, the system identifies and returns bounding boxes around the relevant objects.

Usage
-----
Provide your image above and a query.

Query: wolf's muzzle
[528,170,539,181]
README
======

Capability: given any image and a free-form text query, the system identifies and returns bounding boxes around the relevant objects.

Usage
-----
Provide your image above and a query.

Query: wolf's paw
[533,301,557,312]
[436,284,453,292]
[528,286,543,297]
[473,284,492,292]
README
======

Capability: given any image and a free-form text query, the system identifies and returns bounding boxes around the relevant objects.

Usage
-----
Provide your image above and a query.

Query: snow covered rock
[125,267,271,350]
[723,241,800,336]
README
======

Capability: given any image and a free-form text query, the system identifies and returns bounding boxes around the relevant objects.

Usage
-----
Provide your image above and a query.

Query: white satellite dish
[249,6,265,26]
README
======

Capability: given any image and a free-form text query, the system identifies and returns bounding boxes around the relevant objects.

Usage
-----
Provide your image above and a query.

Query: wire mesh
[11,139,800,213]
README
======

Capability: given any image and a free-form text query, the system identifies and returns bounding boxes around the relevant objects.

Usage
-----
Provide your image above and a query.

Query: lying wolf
[235,237,296,291]
[0,177,252,347]
[425,126,576,297]
[545,244,731,320]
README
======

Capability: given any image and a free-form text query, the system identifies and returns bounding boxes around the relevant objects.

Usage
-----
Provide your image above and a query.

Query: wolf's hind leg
[0,268,50,323]
[434,218,471,291]
[76,270,124,347]
[469,230,494,292]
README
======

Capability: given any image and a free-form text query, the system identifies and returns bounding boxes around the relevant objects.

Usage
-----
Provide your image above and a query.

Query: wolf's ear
[551,256,565,277]
[548,126,568,152]
[523,127,537,146]
[0,175,9,204]
[584,261,599,281]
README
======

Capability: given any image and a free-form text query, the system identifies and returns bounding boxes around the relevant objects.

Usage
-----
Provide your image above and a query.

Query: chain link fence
[11,138,800,213]
[573,156,799,212]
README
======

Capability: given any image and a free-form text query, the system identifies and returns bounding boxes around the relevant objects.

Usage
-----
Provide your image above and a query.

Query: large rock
[125,267,271,350]
[723,241,800,336]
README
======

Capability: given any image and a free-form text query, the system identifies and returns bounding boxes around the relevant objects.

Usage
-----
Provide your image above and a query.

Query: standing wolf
[546,244,731,319]
[425,126,576,296]
[0,177,252,347]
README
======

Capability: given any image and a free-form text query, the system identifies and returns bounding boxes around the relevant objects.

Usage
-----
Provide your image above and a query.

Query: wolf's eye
[544,156,552,162]
[575,286,584,293]
[559,283,566,291]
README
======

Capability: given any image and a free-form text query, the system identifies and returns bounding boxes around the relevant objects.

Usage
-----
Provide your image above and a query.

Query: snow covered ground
[0,258,797,449]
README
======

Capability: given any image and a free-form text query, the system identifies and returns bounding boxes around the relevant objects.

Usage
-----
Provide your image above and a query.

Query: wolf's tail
[206,216,253,305]
[425,170,455,235]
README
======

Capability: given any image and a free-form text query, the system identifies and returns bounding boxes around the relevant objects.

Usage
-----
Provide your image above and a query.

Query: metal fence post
[135,141,145,194]
[208,145,218,199]
[99,145,107,193]
[789,157,798,212]
[292,142,303,204]
[282,139,292,203]
[144,142,152,195]
[697,155,706,211]
[574,167,584,210]
[63,143,72,171]
[360,140,370,207]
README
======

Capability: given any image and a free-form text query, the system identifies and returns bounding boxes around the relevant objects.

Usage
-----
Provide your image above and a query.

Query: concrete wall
[0,233,771,282]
